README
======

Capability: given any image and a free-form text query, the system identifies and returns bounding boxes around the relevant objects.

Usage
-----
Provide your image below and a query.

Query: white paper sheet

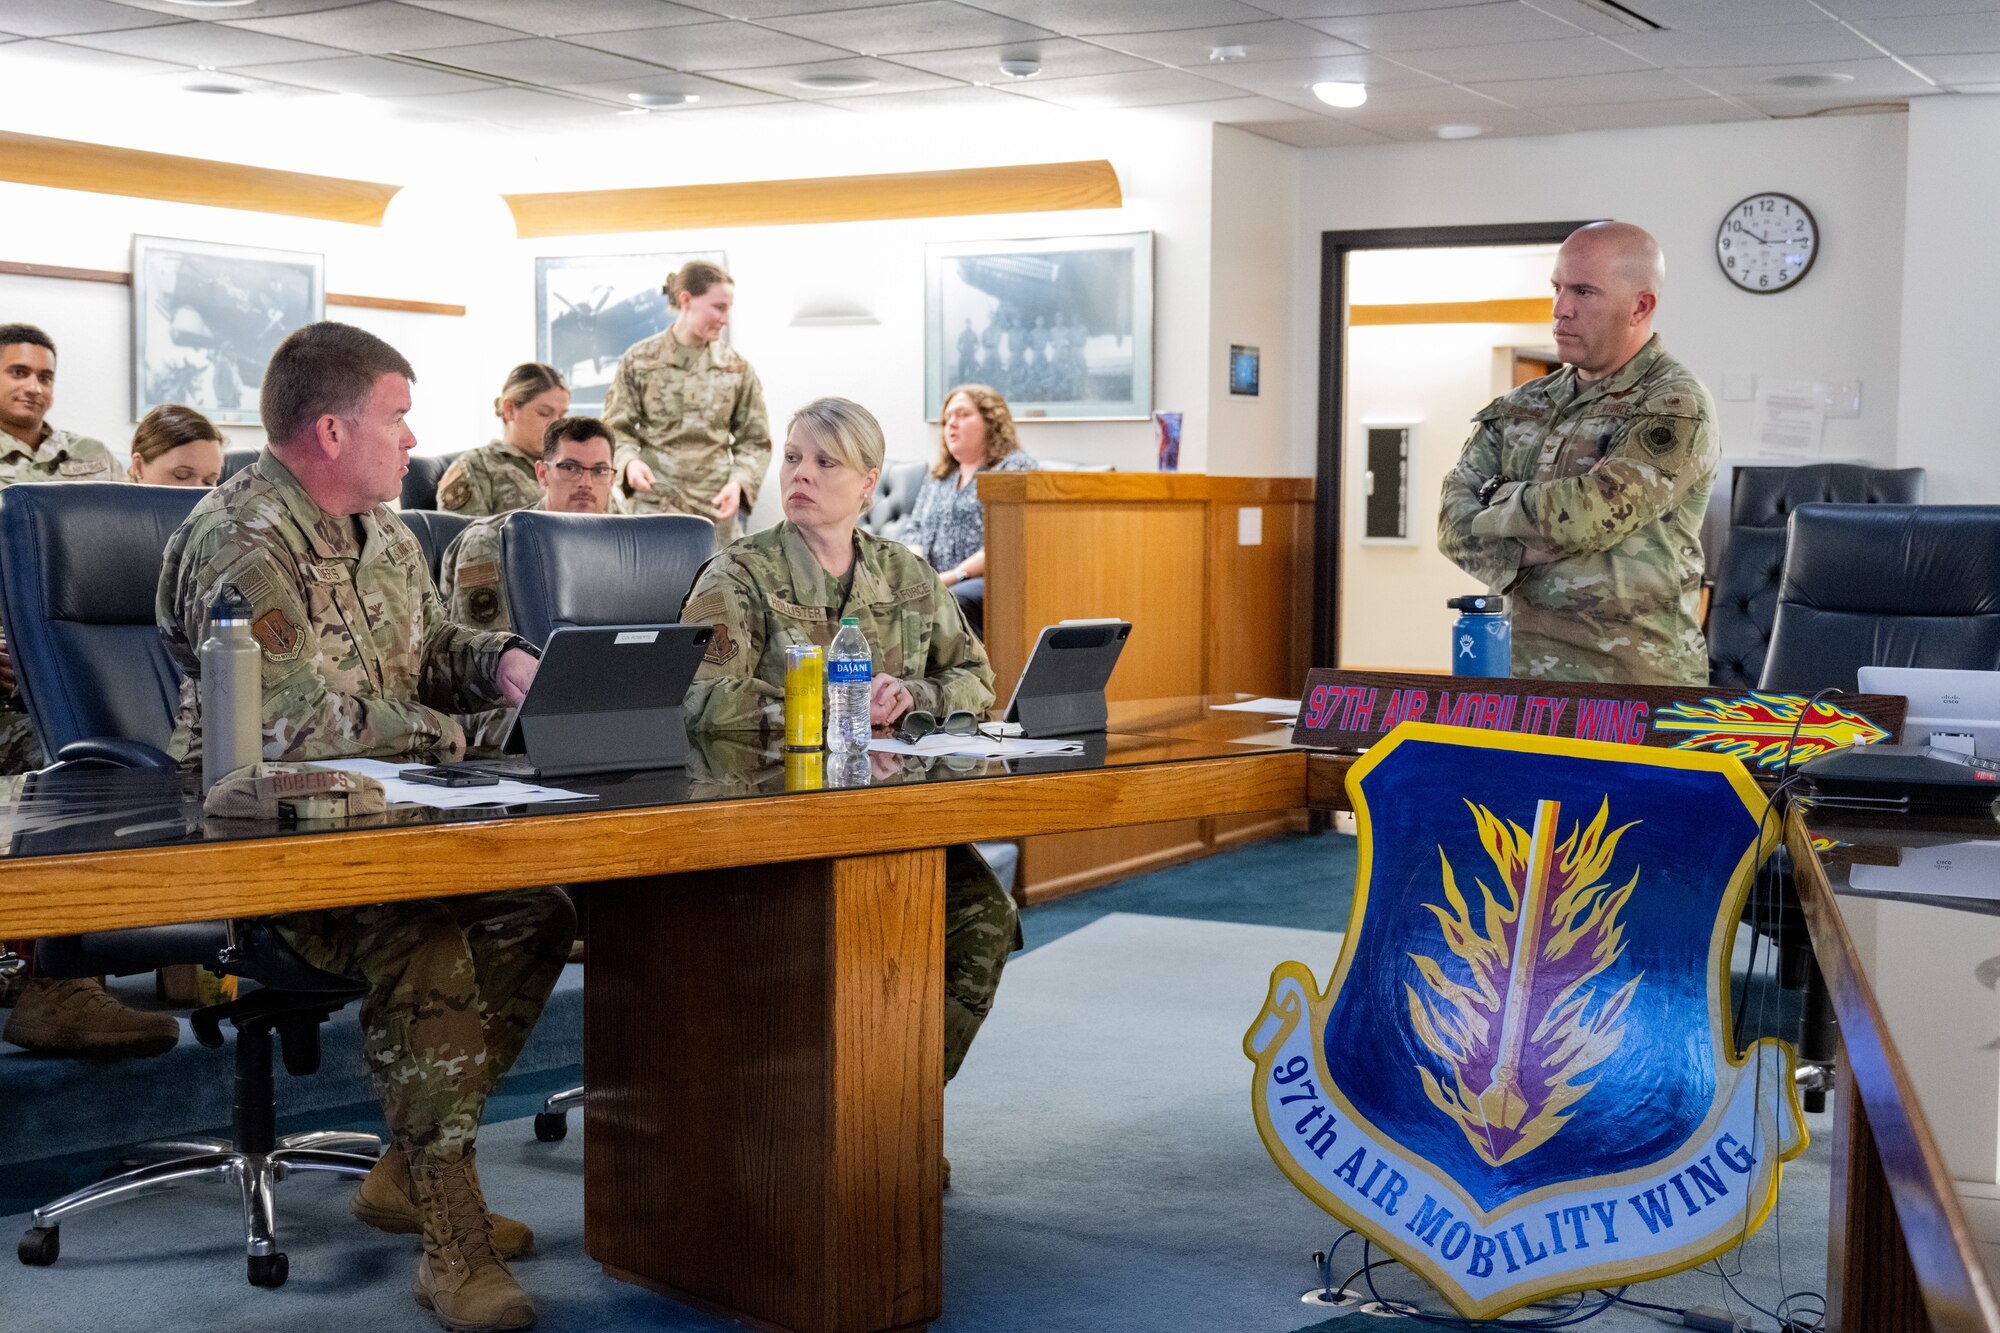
[867,735,1084,760]
[1751,378,1827,459]
[1213,697,1303,716]
[307,760,596,809]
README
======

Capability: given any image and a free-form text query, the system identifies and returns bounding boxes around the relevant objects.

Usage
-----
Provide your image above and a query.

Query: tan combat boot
[2,976,179,1057]
[354,1147,534,1258]
[410,1153,536,1332]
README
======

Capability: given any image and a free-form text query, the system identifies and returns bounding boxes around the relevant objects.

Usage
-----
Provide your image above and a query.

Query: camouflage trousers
[0,707,44,776]
[944,844,1021,1081]
[269,888,574,1167]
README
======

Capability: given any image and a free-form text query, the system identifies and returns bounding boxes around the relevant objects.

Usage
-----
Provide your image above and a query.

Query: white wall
[1897,96,2000,504]
[1207,125,1298,477]
[1290,114,1911,482]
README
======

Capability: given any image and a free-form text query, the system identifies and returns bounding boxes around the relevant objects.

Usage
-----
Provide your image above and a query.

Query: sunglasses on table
[895,710,981,743]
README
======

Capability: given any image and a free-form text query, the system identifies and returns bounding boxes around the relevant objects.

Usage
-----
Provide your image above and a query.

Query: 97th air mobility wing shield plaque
[1245,723,1804,1318]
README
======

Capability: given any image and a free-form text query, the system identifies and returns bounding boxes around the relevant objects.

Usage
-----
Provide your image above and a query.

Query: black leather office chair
[0,481,378,1288]
[501,510,715,647]
[1752,502,2000,1110]
[1708,464,1925,689]
[219,448,259,483]
[398,508,473,588]
[400,450,465,511]
[498,509,713,1139]
[863,458,928,542]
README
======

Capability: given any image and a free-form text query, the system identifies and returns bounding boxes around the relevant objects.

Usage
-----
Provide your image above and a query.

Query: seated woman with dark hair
[903,383,1036,636]
[682,396,1019,1111]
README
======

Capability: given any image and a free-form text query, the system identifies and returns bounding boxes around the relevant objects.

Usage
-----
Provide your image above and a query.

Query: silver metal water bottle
[199,585,263,793]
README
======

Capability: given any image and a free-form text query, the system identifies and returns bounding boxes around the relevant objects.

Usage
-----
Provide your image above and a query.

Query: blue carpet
[0,830,1830,1332]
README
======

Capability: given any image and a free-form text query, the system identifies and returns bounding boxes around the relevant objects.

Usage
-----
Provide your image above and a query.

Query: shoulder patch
[683,589,728,624]
[466,587,501,624]
[251,608,303,661]
[437,472,472,510]
[704,623,738,665]
[457,560,499,589]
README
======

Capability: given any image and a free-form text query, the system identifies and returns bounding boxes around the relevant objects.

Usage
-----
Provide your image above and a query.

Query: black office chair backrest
[1759,503,2000,693]
[400,451,465,511]
[1708,464,1925,690]
[0,482,204,757]
[398,509,473,587]
[219,448,259,483]
[863,458,929,541]
[501,511,715,648]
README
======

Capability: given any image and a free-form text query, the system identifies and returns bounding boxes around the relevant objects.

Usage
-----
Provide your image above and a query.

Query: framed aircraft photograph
[535,250,727,415]
[132,235,325,425]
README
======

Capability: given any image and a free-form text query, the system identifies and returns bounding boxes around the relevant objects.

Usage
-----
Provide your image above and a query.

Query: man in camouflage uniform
[605,312,771,555]
[157,322,569,1332]
[439,416,618,637]
[1439,222,1718,685]
[683,424,1016,1092]
[0,325,180,1060]
[434,436,544,518]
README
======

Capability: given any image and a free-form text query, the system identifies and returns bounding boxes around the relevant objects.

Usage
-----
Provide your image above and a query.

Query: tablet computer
[1002,621,1131,738]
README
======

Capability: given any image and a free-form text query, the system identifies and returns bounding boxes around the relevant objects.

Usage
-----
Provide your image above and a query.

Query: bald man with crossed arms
[1438,221,1719,686]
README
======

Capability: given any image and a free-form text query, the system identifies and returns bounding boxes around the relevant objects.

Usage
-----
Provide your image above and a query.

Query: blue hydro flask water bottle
[1447,594,1511,677]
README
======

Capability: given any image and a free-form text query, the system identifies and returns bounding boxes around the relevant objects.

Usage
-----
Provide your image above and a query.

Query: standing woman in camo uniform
[604,261,772,554]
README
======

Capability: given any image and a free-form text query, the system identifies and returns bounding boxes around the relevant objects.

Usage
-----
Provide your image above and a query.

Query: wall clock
[1716,192,1818,294]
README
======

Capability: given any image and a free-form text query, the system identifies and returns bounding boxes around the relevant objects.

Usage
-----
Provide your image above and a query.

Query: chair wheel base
[248,1251,288,1287]
[19,1226,58,1266]
[533,1112,568,1142]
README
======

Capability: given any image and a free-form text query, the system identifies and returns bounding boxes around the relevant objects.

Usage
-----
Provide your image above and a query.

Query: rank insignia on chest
[1244,723,1801,1318]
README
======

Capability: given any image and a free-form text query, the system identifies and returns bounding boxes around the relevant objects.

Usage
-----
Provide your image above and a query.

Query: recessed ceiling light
[1209,45,1248,62]
[792,73,878,92]
[1764,71,1856,90]
[1436,123,1486,140]
[998,56,1041,79]
[626,91,699,108]
[186,82,249,95]
[1311,80,1367,109]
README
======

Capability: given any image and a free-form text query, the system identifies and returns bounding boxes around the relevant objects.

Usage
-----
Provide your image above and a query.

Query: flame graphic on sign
[1406,798,1642,1167]
[1653,693,1886,770]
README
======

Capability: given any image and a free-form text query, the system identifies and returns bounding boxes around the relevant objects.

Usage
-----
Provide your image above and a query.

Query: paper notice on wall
[1750,379,1827,459]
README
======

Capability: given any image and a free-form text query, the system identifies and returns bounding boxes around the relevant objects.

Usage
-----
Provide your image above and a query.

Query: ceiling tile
[0,37,181,76]
[1733,91,1936,116]
[1235,117,1392,148]
[401,0,715,35]
[667,0,919,16]
[104,0,366,17]
[887,37,1150,82]
[712,53,957,95]
[573,20,853,68]
[1359,107,1568,140]
[1852,12,2000,54]
[1191,51,1444,97]
[819,83,1058,113]
[0,0,176,37]
[1538,98,1763,132]
[569,68,783,106]
[59,21,346,66]
[1469,68,1714,106]
[760,2,1052,56]
[417,37,668,83]
[1567,0,1829,26]
[1821,0,2000,15]
[1240,0,1505,18]
[1609,22,1880,67]
[1393,35,1652,81]
[223,2,524,54]
[1004,66,1249,109]
[1147,92,1334,123]
[1089,20,1363,66]
[1675,56,1933,96]
[411,85,622,123]
[1343,80,1515,115]
[963,0,1278,36]
[1303,4,1587,52]
[231,52,496,94]
[1905,49,2000,84]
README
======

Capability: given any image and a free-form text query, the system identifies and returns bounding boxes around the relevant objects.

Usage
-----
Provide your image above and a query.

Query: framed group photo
[535,250,726,414]
[132,235,324,425]
[924,231,1153,421]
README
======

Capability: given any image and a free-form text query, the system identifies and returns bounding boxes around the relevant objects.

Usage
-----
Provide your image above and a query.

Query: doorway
[1311,222,1594,673]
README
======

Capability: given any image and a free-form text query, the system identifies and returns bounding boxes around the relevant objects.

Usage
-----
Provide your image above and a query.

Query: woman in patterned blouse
[904,384,1036,636]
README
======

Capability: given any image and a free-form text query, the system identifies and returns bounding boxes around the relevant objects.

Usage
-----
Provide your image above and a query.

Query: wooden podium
[979,471,1315,900]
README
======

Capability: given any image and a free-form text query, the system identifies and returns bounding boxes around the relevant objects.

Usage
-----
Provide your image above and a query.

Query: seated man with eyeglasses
[439,415,619,636]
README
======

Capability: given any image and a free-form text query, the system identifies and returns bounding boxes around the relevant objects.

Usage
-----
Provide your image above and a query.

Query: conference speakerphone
[459,623,712,780]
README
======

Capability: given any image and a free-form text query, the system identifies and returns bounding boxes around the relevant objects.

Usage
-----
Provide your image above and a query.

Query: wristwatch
[1476,474,1505,506]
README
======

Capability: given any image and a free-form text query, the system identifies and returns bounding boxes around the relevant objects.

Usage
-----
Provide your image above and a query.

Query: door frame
[1311,221,1597,670]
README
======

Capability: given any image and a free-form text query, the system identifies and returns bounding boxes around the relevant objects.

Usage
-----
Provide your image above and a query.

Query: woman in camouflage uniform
[684,398,1018,1097]
[434,363,568,517]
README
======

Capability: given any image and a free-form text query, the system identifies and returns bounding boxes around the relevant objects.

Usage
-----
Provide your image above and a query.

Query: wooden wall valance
[0,261,464,318]
[1349,298,1554,327]
[503,159,1123,239]
[0,130,398,227]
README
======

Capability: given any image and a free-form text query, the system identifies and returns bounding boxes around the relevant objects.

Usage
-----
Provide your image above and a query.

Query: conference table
[0,698,1307,1333]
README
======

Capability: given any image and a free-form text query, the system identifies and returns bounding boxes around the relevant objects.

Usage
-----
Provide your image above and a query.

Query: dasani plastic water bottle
[826,617,873,753]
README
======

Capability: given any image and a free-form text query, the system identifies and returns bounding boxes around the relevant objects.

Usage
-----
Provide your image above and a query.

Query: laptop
[459,623,711,779]
[1858,666,2000,759]
[1002,621,1131,738]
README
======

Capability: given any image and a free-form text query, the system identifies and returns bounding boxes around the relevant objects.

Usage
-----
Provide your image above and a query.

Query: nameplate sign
[1290,670,1906,779]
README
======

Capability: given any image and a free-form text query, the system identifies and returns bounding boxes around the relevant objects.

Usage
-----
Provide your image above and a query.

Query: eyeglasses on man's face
[895,709,980,743]
[551,460,616,480]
